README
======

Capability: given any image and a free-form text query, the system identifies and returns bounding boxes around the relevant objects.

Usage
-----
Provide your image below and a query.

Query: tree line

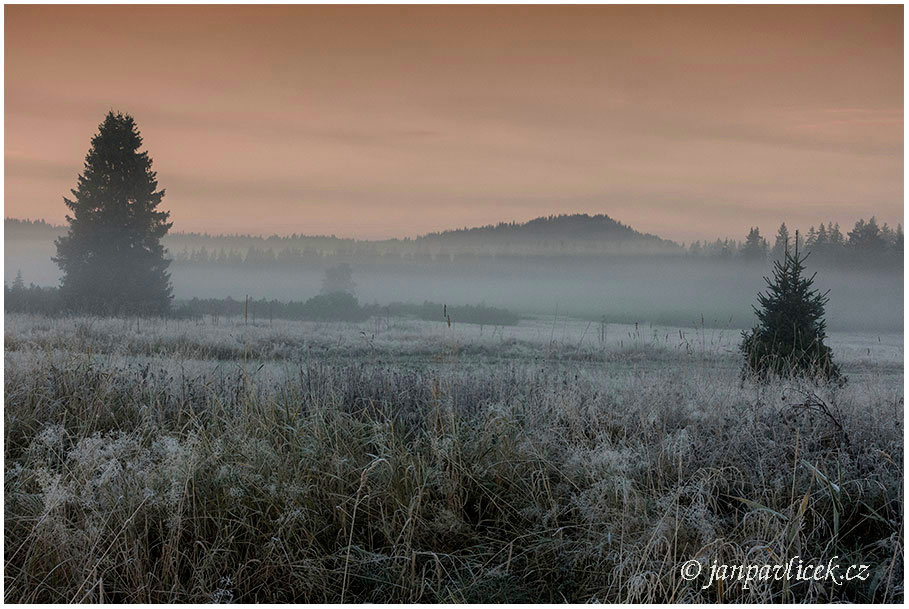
[4,272,520,326]
[166,216,903,272]
[688,218,902,268]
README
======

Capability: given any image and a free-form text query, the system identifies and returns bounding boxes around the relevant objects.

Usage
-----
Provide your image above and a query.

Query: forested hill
[5,214,901,269]
[4,213,681,257]
[415,214,680,252]
[5,218,64,240]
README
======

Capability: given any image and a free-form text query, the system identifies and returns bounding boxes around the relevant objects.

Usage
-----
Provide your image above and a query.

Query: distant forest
[6,213,902,272]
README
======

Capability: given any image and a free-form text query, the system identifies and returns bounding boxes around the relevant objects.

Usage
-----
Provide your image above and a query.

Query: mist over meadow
[4,4,903,603]
[5,215,902,332]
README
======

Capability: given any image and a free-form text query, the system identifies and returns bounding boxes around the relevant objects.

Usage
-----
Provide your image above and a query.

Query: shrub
[299,291,367,321]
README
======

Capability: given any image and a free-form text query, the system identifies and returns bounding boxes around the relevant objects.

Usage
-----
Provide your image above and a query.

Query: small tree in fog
[740,227,768,262]
[847,216,888,264]
[771,222,790,261]
[321,263,356,295]
[6,270,26,312]
[740,234,841,381]
[54,112,172,314]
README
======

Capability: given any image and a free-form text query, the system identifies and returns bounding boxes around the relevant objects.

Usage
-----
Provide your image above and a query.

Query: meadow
[4,312,903,602]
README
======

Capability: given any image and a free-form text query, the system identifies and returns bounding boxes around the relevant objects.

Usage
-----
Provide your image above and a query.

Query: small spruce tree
[740,232,841,381]
[54,112,172,315]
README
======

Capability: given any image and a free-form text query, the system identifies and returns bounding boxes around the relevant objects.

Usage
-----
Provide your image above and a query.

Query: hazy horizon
[9,210,896,245]
[5,5,903,242]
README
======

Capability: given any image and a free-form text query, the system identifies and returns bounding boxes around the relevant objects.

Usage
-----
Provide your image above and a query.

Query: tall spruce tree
[740,232,841,381]
[54,112,172,315]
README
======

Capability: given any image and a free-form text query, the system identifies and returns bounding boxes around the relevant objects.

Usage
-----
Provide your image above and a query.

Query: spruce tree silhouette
[740,231,842,382]
[54,112,173,315]
[740,227,768,262]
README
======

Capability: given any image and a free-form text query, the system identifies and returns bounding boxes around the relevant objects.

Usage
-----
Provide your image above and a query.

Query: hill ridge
[5,213,677,248]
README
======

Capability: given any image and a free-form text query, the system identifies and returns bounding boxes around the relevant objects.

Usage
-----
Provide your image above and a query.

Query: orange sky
[4,5,903,242]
